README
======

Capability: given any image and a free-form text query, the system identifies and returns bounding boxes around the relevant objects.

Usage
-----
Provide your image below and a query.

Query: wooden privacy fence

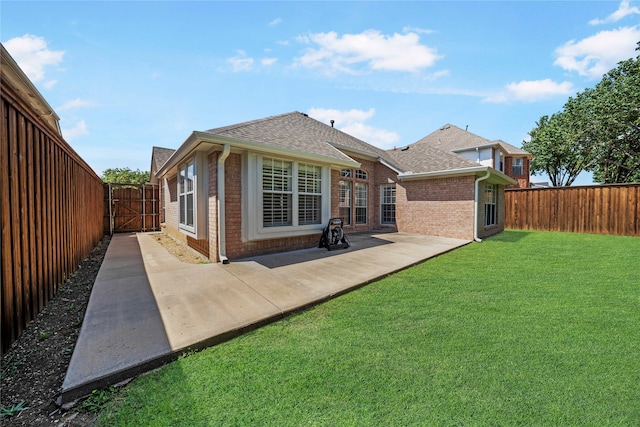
[104,183,160,234]
[1,78,105,354]
[505,184,640,236]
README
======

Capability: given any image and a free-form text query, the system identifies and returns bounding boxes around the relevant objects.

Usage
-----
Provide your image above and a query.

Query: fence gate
[104,183,160,234]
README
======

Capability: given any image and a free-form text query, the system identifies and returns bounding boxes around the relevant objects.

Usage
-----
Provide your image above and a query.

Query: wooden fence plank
[505,184,640,237]
[1,82,105,354]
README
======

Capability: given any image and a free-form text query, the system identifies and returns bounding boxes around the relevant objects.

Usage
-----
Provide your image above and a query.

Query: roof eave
[398,166,517,185]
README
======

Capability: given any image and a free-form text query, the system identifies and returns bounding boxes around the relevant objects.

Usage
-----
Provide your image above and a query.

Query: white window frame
[512,158,523,175]
[178,153,208,239]
[380,184,396,225]
[355,182,368,225]
[484,183,497,227]
[245,154,331,240]
[339,180,352,226]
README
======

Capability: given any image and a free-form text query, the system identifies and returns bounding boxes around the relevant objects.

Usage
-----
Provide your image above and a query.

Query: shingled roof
[151,146,176,171]
[203,111,400,166]
[386,143,480,174]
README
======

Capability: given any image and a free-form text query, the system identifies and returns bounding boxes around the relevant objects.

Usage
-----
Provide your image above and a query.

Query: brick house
[409,124,532,188]
[153,112,518,262]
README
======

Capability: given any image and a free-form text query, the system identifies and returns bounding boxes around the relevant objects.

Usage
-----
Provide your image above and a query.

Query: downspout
[474,169,491,242]
[217,144,231,264]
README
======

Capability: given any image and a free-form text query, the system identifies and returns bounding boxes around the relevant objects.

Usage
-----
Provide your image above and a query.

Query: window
[355,183,368,224]
[512,158,523,175]
[340,169,352,178]
[380,184,396,225]
[257,157,325,232]
[298,163,322,225]
[339,181,352,226]
[262,158,293,227]
[484,183,497,227]
[177,154,207,239]
[355,169,368,180]
[179,159,195,229]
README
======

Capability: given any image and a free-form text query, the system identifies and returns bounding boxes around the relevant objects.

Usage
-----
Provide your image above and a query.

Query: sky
[3,1,639,185]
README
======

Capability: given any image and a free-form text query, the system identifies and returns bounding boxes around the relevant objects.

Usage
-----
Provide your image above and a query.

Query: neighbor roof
[412,124,531,158]
[386,143,480,174]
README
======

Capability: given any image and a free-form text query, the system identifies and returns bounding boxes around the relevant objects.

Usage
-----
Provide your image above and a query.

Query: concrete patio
[60,231,470,403]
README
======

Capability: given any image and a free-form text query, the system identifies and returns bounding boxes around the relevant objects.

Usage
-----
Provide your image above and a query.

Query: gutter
[474,169,491,243]
[217,144,231,264]
[397,166,488,181]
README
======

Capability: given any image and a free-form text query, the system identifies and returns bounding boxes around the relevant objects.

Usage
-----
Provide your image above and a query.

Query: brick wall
[505,156,530,188]
[396,175,476,240]
[207,152,219,262]
[475,181,506,239]
[335,157,398,233]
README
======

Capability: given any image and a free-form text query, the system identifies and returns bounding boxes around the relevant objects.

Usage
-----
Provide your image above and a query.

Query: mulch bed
[1,236,110,426]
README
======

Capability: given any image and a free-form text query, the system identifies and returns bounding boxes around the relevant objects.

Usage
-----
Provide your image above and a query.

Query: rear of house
[154,112,518,262]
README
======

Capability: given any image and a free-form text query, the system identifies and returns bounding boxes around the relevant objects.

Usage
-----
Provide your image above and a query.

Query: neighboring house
[153,112,517,262]
[410,124,532,188]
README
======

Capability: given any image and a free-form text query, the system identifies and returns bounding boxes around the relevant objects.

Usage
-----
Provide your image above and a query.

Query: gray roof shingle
[387,143,479,174]
[203,111,402,167]
[151,146,176,171]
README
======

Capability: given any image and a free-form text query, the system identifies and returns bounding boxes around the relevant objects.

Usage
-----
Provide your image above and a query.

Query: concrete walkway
[60,231,470,403]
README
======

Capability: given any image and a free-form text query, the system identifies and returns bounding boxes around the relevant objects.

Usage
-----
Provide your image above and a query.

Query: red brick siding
[334,157,398,233]
[504,156,530,188]
[396,176,476,240]
[207,152,219,262]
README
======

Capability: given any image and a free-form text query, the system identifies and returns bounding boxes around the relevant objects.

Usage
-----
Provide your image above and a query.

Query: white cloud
[269,18,282,27]
[402,26,435,35]
[554,26,640,79]
[295,29,442,74]
[261,57,278,66]
[61,120,88,141]
[57,98,93,111]
[4,34,64,87]
[227,50,254,71]
[589,0,640,25]
[484,79,574,103]
[308,107,400,149]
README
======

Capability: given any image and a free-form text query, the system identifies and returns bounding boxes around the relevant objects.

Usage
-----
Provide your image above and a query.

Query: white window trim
[484,183,497,227]
[380,184,396,225]
[245,153,330,241]
[355,182,368,225]
[178,152,208,239]
[512,158,523,176]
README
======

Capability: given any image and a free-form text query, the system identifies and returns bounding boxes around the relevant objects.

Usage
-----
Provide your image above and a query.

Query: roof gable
[151,146,176,171]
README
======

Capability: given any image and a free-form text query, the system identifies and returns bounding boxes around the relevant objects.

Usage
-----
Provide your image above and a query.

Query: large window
[260,157,324,229]
[179,159,195,230]
[339,180,352,226]
[380,184,396,225]
[298,163,322,225]
[512,158,523,175]
[484,183,497,227]
[262,158,292,227]
[355,183,368,225]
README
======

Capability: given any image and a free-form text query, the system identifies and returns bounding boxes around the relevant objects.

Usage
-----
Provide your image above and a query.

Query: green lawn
[98,231,640,426]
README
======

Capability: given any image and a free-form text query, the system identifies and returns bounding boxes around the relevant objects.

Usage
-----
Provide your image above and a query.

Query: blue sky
[3,1,639,185]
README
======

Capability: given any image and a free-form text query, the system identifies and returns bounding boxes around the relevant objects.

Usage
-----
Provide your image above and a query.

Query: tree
[589,53,640,183]
[524,43,640,185]
[523,112,593,186]
[101,167,150,184]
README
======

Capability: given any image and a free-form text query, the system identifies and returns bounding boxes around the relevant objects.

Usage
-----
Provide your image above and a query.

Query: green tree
[101,167,150,184]
[523,112,593,186]
[524,43,640,185]
[589,53,640,183]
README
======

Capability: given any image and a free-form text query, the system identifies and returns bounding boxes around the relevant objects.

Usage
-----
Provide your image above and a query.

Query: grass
[97,231,640,426]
